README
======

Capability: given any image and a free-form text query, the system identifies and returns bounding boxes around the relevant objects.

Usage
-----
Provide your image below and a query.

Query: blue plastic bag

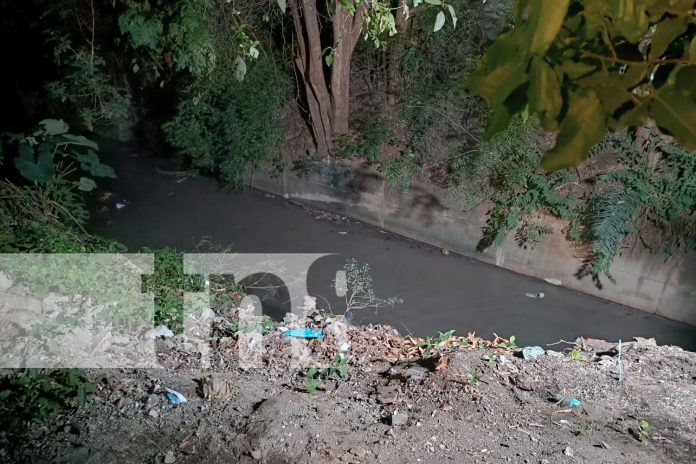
[283,328,324,339]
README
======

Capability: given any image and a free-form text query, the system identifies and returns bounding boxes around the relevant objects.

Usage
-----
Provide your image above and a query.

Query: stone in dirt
[163,450,176,463]
[391,411,408,426]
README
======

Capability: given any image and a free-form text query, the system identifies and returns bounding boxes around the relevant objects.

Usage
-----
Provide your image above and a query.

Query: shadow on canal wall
[252,161,696,326]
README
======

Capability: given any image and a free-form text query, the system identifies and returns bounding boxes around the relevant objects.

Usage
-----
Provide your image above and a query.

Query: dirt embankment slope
[4,311,696,464]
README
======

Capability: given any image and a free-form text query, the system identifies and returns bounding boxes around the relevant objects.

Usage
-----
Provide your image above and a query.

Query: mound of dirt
[3,311,696,463]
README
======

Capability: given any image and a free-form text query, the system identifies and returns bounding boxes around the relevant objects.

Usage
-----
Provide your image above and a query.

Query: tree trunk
[290,0,365,154]
[387,0,411,106]
[329,2,364,136]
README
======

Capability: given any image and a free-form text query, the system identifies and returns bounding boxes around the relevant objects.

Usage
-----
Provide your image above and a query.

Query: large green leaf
[14,142,55,183]
[77,177,97,192]
[519,0,570,54]
[688,36,696,60]
[596,83,635,114]
[560,61,596,79]
[60,134,98,150]
[649,17,687,60]
[528,57,562,129]
[38,119,69,136]
[609,0,649,42]
[485,105,513,138]
[674,65,696,97]
[650,83,696,150]
[542,91,606,170]
[74,151,116,178]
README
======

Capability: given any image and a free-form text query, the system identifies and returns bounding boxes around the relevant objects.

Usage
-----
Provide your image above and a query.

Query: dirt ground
[3,311,696,464]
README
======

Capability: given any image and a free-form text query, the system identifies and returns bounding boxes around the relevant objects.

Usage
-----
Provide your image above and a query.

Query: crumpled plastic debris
[165,388,187,405]
[283,328,324,339]
[522,345,545,360]
[525,292,545,299]
[554,393,581,408]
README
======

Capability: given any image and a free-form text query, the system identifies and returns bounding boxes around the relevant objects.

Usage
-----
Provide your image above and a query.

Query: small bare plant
[335,258,403,315]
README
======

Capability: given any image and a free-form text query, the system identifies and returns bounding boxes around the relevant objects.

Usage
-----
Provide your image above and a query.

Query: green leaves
[518,0,570,54]
[14,142,55,183]
[651,84,696,150]
[468,0,696,170]
[75,151,117,178]
[38,119,69,136]
[609,0,648,42]
[542,91,606,171]
[649,17,687,60]
[528,57,562,129]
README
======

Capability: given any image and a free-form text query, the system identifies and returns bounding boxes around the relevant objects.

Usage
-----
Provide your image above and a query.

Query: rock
[151,325,174,338]
[390,411,408,426]
[199,307,217,321]
[164,450,176,463]
[148,409,159,418]
[633,337,657,347]
[250,449,262,460]
[0,272,12,292]
[546,350,564,358]
[376,385,400,404]
[350,447,368,458]
[155,338,173,353]
[563,446,574,457]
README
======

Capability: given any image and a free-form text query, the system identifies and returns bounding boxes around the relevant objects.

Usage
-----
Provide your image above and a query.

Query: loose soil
[4,313,696,464]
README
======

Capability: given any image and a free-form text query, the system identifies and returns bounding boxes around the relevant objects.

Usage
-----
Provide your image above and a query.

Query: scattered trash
[522,346,545,360]
[151,325,174,338]
[284,328,324,339]
[441,248,450,256]
[200,375,233,400]
[148,408,159,418]
[525,292,545,299]
[544,278,562,286]
[554,393,581,409]
[338,231,349,235]
[497,354,509,366]
[165,388,187,405]
[115,201,129,210]
[563,446,574,457]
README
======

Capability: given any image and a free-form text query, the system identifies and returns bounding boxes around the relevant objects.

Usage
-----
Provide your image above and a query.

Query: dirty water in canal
[90,145,696,350]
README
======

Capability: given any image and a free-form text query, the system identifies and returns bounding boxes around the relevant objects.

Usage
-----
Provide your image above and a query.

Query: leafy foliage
[338,112,392,163]
[338,258,403,314]
[141,247,204,332]
[42,3,133,133]
[383,151,422,194]
[468,0,696,170]
[163,57,288,186]
[477,116,574,250]
[0,369,95,433]
[576,130,696,281]
[302,355,349,393]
